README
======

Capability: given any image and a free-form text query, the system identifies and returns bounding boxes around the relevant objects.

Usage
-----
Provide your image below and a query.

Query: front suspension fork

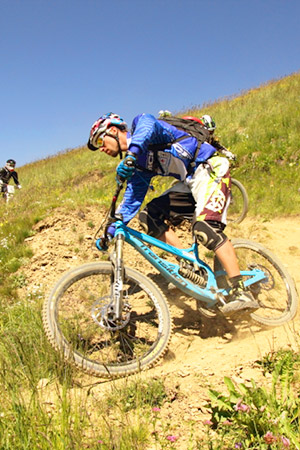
[110,233,125,321]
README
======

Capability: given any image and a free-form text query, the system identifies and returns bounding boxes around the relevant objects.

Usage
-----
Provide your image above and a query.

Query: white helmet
[200,115,216,132]
[5,159,16,171]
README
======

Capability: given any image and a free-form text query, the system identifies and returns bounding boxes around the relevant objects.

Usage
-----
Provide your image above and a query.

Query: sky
[1,0,300,168]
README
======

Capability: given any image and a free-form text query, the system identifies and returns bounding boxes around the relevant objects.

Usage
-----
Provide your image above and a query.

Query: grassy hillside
[0,72,300,448]
[1,71,299,297]
[183,71,300,216]
[16,71,300,218]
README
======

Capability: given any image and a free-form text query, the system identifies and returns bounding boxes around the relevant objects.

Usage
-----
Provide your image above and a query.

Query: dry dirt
[21,207,300,447]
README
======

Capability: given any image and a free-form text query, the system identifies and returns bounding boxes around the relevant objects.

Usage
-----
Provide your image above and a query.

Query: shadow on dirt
[149,272,262,342]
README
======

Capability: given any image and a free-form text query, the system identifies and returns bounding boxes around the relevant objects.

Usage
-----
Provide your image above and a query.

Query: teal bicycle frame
[96,219,267,310]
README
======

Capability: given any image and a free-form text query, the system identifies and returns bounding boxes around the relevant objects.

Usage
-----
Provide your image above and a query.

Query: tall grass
[183,71,300,216]
[0,72,300,448]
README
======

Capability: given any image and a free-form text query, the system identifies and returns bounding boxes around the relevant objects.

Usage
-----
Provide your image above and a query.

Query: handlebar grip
[96,236,109,251]
[124,156,136,167]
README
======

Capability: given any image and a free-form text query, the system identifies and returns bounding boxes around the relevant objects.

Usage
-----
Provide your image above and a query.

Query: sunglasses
[96,130,117,148]
[96,132,107,148]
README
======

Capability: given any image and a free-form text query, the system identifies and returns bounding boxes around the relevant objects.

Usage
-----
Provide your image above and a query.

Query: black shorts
[139,191,195,237]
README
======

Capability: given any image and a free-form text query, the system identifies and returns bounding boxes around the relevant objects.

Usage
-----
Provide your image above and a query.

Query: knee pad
[193,220,227,251]
[139,209,168,238]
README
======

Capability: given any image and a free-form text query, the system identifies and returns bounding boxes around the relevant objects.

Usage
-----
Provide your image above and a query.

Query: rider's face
[99,128,120,157]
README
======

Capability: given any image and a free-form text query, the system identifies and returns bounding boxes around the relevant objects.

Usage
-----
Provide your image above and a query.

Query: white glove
[223,149,236,161]
[17,184,22,189]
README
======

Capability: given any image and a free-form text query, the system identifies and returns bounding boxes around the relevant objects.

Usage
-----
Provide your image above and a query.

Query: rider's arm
[116,170,153,224]
[210,137,227,152]
[210,137,236,161]
[11,171,20,186]
[194,142,218,163]
[129,114,174,157]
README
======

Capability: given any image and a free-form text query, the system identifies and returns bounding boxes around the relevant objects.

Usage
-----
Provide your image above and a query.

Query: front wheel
[214,239,298,326]
[43,262,172,378]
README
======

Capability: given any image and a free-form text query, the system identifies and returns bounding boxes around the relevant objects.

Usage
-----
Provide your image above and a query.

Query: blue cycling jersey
[116,113,216,224]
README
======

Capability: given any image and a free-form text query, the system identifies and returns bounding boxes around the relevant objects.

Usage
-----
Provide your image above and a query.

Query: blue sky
[1,0,300,168]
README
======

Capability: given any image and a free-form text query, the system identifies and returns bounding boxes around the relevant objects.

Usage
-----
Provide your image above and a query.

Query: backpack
[159,115,210,149]
[149,115,210,154]
[147,115,211,171]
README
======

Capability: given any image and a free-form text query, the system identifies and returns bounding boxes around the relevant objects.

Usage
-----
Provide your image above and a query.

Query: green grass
[0,71,300,448]
[202,349,300,449]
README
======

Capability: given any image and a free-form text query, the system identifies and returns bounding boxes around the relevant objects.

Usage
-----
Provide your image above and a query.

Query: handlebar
[102,156,136,236]
[96,155,139,247]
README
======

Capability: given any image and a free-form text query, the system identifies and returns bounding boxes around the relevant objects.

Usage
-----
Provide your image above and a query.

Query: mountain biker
[195,114,237,161]
[0,159,22,195]
[87,112,258,313]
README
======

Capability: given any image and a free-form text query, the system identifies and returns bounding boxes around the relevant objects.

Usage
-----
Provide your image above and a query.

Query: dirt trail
[21,208,300,445]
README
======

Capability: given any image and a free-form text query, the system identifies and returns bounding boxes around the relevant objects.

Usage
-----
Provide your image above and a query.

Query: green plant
[206,351,300,448]
[11,272,28,288]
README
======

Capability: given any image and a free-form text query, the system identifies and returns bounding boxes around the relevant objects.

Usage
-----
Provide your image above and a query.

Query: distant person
[199,114,236,161]
[87,112,259,314]
[0,159,22,194]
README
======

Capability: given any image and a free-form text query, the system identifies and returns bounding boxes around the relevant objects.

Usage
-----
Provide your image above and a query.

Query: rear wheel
[43,262,172,377]
[227,178,248,224]
[214,239,298,326]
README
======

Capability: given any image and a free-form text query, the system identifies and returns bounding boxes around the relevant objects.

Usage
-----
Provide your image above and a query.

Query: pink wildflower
[264,431,277,444]
[281,436,290,448]
[234,399,250,413]
[166,435,178,442]
[203,419,213,426]
[222,420,233,425]
[152,407,161,412]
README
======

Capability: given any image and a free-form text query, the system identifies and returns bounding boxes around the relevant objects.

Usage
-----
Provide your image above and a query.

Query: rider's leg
[214,239,240,279]
[214,239,246,290]
[138,189,195,246]
[159,227,184,248]
[190,157,259,312]
[193,219,259,312]
[190,156,238,277]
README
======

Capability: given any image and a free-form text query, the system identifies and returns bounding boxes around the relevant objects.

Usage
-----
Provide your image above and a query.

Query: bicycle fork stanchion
[112,233,125,320]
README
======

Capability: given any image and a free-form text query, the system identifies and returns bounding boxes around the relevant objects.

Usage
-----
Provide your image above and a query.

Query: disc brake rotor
[91,296,131,330]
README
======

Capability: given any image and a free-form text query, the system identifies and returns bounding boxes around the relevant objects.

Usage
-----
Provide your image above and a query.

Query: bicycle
[43,182,298,378]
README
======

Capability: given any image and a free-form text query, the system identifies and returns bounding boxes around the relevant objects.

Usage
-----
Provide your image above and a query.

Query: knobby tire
[214,239,298,326]
[227,178,249,224]
[43,262,172,378]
